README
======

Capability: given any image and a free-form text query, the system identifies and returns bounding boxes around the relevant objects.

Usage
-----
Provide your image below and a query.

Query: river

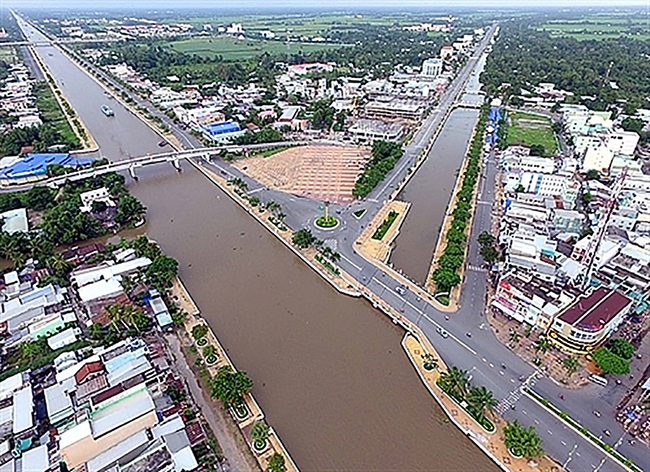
[18,17,497,472]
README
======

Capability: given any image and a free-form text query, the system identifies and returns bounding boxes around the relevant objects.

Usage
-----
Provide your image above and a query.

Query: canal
[389,108,480,285]
[388,54,486,285]
[18,18,497,472]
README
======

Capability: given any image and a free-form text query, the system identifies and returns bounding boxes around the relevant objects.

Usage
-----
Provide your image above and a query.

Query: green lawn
[33,82,79,147]
[164,37,344,61]
[506,111,557,156]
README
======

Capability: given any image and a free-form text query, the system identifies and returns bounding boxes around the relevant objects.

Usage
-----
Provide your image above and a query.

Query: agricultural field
[166,13,422,38]
[537,15,650,41]
[164,36,345,61]
[506,111,558,156]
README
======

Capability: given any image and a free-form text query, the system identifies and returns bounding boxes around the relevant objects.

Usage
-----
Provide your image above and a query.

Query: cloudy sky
[4,0,650,8]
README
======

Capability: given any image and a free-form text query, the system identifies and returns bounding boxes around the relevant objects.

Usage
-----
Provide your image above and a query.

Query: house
[59,383,158,468]
[0,208,28,234]
[79,187,115,213]
[547,287,632,353]
[70,257,152,287]
[551,210,585,234]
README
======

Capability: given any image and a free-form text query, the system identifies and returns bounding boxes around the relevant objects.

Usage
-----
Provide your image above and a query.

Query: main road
[15,14,645,472]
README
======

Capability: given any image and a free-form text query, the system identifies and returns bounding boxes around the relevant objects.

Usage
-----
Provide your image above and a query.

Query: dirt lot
[233,145,370,203]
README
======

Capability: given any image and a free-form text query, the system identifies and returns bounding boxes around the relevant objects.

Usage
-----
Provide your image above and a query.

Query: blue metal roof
[201,121,241,136]
[0,153,95,180]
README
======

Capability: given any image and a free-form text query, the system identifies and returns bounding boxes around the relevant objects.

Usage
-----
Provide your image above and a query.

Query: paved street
[17,15,648,472]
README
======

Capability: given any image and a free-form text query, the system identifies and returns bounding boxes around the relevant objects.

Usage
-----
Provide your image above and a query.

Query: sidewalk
[166,333,261,472]
[403,333,562,472]
[356,200,410,263]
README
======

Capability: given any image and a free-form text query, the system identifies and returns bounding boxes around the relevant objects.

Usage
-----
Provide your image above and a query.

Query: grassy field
[165,36,344,61]
[537,15,650,41]
[33,82,79,147]
[506,111,557,156]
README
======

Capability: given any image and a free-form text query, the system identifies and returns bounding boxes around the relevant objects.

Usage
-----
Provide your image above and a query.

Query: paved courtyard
[233,145,370,203]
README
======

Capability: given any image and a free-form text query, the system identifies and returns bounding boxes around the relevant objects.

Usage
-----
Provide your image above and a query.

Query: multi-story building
[365,99,425,122]
[492,271,578,327]
[421,58,443,77]
[546,287,632,353]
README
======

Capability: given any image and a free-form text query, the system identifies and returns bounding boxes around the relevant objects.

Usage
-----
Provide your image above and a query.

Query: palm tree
[438,366,469,400]
[276,212,286,222]
[534,337,550,354]
[106,304,146,332]
[421,353,438,371]
[47,252,72,276]
[330,251,341,263]
[508,330,521,346]
[467,386,498,421]
[504,420,544,460]
[563,357,579,376]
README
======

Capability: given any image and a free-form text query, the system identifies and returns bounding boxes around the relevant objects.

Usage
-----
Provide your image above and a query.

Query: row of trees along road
[432,104,490,297]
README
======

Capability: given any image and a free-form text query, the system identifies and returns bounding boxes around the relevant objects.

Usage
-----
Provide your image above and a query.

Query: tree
[115,195,146,226]
[529,144,545,156]
[585,169,600,181]
[203,344,217,359]
[607,338,634,360]
[563,357,579,376]
[106,303,149,333]
[438,366,469,400]
[432,268,461,293]
[582,192,592,205]
[41,200,104,246]
[503,420,544,460]
[292,228,316,249]
[146,255,179,290]
[478,232,495,246]
[91,200,108,213]
[210,365,253,408]
[534,337,550,355]
[621,117,644,133]
[592,347,630,375]
[191,324,208,341]
[267,453,286,472]
[467,386,498,421]
[508,330,521,346]
[480,244,499,264]
[421,353,438,371]
[25,186,54,211]
[250,421,270,445]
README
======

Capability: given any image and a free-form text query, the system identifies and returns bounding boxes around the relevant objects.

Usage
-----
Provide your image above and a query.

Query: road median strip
[524,388,640,472]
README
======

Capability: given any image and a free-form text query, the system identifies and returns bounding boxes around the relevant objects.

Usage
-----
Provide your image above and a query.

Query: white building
[582,144,614,173]
[421,58,443,77]
[79,187,115,213]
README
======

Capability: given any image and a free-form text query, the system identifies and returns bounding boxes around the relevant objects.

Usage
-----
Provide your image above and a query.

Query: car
[436,327,449,338]
[158,140,168,147]
[395,286,406,295]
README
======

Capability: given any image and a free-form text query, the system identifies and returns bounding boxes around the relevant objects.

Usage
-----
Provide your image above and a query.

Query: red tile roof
[559,287,631,331]
[75,360,105,385]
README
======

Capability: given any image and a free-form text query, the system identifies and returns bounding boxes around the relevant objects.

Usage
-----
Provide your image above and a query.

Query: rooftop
[559,287,632,331]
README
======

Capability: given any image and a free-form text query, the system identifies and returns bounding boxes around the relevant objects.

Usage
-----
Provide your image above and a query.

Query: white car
[395,286,406,295]
[436,327,449,338]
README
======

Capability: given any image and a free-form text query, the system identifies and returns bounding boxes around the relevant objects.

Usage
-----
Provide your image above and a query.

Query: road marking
[547,430,553,435]
[489,363,494,368]
[247,187,264,195]
[340,254,362,271]
[534,420,539,425]
[482,357,487,362]
[510,378,515,383]
[561,441,567,446]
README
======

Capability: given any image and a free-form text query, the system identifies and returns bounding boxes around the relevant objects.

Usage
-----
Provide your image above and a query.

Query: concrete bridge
[0,141,328,192]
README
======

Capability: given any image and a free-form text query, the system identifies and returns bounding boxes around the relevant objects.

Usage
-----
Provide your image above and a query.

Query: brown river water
[20,19,497,472]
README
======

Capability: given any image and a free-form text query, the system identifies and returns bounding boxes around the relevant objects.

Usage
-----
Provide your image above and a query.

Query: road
[15,14,647,472]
